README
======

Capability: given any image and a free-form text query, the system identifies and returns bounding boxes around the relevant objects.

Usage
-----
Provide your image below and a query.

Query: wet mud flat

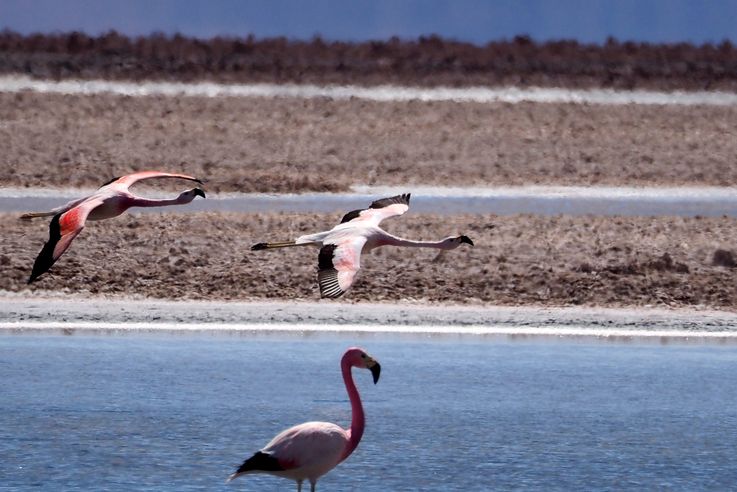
[2,91,737,192]
[3,212,736,309]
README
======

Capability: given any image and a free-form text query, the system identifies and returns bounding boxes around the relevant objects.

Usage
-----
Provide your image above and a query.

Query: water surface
[4,186,737,217]
[2,333,737,490]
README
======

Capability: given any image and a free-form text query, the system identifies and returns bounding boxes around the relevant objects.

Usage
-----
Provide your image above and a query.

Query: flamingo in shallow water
[227,347,381,491]
[251,193,474,298]
[22,171,206,283]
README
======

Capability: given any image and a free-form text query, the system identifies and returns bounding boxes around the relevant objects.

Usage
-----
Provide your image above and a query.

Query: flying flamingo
[227,347,381,491]
[22,171,206,283]
[251,193,474,298]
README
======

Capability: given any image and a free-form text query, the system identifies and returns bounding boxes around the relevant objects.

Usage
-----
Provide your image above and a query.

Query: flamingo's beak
[460,235,474,246]
[194,188,206,199]
[368,361,381,384]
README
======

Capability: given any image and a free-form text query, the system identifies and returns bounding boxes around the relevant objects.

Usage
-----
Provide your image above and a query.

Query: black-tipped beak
[369,362,381,384]
[460,235,474,246]
[194,188,206,199]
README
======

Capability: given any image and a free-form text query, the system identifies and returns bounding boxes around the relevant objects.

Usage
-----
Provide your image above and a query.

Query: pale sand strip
[2,75,737,106]
[3,294,737,341]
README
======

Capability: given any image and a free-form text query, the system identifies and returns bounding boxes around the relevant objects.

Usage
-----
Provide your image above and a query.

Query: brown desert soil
[3,32,737,91]
[2,212,736,309]
[2,92,737,192]
[2,34,737,310]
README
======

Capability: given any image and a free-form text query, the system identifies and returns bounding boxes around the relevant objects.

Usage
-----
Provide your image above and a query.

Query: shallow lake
[4,187,737,217]
[2,332,737,490]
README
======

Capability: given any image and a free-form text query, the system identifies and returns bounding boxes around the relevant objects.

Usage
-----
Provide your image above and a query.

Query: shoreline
[3,75,737,106]
[3,294,737,342]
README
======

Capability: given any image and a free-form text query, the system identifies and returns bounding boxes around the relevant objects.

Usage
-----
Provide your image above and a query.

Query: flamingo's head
[344,347,381,384]
[441,235,475,249]
[179,188,207,202]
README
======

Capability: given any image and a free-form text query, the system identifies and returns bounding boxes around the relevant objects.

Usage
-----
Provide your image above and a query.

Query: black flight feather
[340,209,363,224]
[235,451,285,474]
[340,193,410,224]
[99,176,121,188]
[317,244,344,298]
[28,213,63,283]
[369,193,410,209]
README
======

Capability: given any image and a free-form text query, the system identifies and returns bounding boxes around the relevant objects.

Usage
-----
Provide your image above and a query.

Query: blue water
[6,190,737,218]
[2,334,737,491]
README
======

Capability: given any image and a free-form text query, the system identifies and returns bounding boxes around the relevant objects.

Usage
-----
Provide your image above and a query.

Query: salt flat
[3,294,737,341]
[3,75,737,106]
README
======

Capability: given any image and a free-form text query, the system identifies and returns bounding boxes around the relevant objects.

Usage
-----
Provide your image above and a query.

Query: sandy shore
[3,294,737,341]
[2,91,737,192]
[3,211,736,309]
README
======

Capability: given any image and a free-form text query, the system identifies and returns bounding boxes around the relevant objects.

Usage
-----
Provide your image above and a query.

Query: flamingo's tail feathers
[250,241,304,251]
[228,451,284,482]
[20,212,55,220]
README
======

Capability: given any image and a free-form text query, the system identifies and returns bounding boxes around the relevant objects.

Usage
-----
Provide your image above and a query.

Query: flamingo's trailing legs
[227,347,381,492]
[23,171,206,283]
[251,193,474,298]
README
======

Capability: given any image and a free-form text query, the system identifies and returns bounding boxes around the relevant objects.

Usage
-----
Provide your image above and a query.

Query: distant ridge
[1,31,736,91]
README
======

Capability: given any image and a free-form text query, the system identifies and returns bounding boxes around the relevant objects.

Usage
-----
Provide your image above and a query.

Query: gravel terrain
[3,212,736,309]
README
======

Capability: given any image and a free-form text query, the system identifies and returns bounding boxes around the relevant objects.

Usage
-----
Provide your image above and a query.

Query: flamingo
[227,347,381,491]
[251,193,474,298]
[22,171,206,283]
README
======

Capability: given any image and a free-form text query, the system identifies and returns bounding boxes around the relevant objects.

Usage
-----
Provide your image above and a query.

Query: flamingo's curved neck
[381,233,451,250]
[129,196,187,208]
[340,357,364,462]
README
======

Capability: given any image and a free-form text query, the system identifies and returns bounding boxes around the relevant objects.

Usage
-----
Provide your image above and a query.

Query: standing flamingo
[251,193,474,298]
[227,347,381,491]
[22,171,206,283]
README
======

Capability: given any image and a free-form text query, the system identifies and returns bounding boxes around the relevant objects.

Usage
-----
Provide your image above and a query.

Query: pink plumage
[250,193,475,298]
[227,347,381,492]
[23,171,205,283]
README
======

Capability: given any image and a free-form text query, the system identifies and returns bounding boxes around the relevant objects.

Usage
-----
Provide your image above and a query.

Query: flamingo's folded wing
[28,198,103,283]
[317,237,367,298]
[263,422,347,469]
[104,171,203,189]
[339,193,410,226]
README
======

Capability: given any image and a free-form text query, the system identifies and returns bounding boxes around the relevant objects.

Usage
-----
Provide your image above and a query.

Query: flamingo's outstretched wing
[28,197,104,283]
[339,193,410,226]
[318,236,367,298]
[102,171,202,189]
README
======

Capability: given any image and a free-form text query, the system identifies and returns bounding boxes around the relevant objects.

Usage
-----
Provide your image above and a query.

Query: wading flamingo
[228,347,380,491]
[22,171,206,283]
[251,193,474,298]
